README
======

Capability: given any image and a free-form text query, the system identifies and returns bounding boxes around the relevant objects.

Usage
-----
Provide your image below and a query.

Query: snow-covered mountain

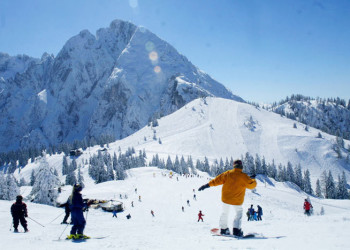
[269,95,350,140]
[2,167,350,250]
[0,20,242,153]
[15,97,350,188]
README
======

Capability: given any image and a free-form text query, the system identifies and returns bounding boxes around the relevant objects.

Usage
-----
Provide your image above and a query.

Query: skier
[257,205,263,221]
[126,214,131,219]
[198,160,256,236]
[131,201,134,207]
[182,206,184,212]
[304,199,313,216]
[67,184,90,239]
[11,195,28,232]
[60,200,71,224]
[112,209,117,218]
[248,204,255,221]
[246,209,250,221]
[139,195,142,202]
[151,210,155,217]
[193,194,197,200]
[187,200,190,206]
[198,210,204,222]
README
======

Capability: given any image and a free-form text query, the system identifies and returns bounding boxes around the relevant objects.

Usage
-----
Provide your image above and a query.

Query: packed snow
[2,167,350,250]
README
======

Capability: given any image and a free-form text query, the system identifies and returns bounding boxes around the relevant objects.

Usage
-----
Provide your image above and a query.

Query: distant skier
[60,200,71,224]
[187,200,190,206]
[198,210,204,222]
[248,204,255,221]
[126,214,131,219]
[304,199,313,216]
[193,194,197,200]
[131,201,134,207]
[67,184,90,240]
[112,209,117,218]
[182,206,184,212]
[11,195,28,232]
[139,196,142,202]
[257,205,263,221]
[246,209,251,221]
[198,160,256,236]
[151,210,155,217]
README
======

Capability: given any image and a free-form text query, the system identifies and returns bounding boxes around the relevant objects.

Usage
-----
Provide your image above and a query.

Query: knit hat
[233,160,243,169]
[16,195,23,202]
[73,184,83,192]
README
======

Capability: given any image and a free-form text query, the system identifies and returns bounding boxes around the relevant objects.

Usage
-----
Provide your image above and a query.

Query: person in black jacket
[67,184,89,239]
[11,195,28,232]
[60,200,71,224]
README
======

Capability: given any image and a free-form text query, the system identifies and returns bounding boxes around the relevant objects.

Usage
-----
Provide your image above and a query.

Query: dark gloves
[250,174,256,179]
[198,183,210,191]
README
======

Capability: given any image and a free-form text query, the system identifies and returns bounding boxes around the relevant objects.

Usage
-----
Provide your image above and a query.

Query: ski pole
[48,211,65,224]
[27,216,45,227]
[9,221,13,231]
[58,223,70,240]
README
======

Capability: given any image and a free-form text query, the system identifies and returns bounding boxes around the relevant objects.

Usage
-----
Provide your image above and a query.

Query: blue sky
[0,0,349,103]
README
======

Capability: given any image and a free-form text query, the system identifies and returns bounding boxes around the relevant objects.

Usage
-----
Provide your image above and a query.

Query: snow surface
[2,167,350,250]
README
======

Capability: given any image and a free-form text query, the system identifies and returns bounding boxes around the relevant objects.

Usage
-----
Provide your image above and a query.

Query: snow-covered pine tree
[303,169,313,194]
[77,165,84,188]
[315,179,323,198]
[261,156,267,175]
[180,156,188,174]
[19,177,27,186]
[173,156,181,174]
[255,154,262,174]
[243,152,255,175]
[336,171,349,199]
[30,169,35,186]
[4,174,19,200]
[324,170,336,199]
[286,162,295,183]
[294,164,303,188]
[106,160,115,181]
[0,172,5,199]
[187,156,196,175]
[65,168,77,185]
[62,156,69,175]
[267,160,277,179]
[203,157,210,173]
[166,156,173,170]
[30,157,61,205]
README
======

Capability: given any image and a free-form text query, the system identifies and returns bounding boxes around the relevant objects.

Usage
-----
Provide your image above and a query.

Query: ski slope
[2,167,350,250]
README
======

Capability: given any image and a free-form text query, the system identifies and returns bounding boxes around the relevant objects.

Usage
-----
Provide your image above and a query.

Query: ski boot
[233,228,244,237]
[220,228,230,235]
[75,234,90,239]
[66,234,76,239]
[14,229,18,233]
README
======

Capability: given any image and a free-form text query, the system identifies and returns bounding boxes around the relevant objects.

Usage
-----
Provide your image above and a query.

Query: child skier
[198,210,204,222]
[67,184,89,239]
[198,160,256,236]
[60,200,71,224]
[304,199,313,216]
[11,195,28,232]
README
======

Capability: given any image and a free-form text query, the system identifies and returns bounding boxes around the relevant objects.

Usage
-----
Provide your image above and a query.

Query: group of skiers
[246,204,263,221]
[10,158,316,239]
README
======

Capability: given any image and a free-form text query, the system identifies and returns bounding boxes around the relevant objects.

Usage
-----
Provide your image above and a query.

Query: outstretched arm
[198,183,210,191]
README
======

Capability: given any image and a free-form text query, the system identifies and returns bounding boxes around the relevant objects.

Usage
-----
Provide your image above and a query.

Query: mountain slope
[2,167,350,250]
[0,20,242,153]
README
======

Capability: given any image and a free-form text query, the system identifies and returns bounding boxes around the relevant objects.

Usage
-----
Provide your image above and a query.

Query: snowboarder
[11,195,28,232]
[198,210,204,222]
[60,200,71,224]
[151,210,155,217]
[198,160,257,236]
[304,199,313,216]
[257,205,263,221]
[67,184,90,240]
[112,209,117,218]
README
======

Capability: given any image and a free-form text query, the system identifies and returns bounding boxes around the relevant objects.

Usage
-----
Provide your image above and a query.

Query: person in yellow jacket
[198,160,256,236]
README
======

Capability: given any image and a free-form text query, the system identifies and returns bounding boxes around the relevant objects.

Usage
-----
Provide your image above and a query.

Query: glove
[198,183,210,191]
[250,174,256,179]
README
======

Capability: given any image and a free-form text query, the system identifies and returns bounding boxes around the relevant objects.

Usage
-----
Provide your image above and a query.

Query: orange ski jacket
[209,168,257,205]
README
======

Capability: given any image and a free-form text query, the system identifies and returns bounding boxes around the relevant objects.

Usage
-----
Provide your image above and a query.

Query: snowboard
[211,228,256,239]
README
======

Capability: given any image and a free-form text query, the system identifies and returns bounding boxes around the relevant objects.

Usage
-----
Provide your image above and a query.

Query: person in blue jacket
[67,184,89,239]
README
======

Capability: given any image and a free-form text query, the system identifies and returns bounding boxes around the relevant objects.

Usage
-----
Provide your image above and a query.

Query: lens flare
[129,0,138,8]
[149,51,158,61]
[154,66,161,73]
[145,41,155,52]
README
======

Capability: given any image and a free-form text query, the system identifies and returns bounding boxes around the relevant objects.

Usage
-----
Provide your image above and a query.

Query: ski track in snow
[3,167,350,250]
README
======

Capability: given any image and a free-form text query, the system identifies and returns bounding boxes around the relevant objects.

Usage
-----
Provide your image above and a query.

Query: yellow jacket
[209,168,257,205]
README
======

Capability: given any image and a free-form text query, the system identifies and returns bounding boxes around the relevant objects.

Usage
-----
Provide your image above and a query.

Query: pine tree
[243,152,255,175]
[4,174,19,200]
[315,179,323,198]
[286,162,295,183]
[62,156,69,175]
[336,171,349,199]
[30,157,61,205]
[261,156,267,175]
[255,154,262,174]
[65,170,77,185]
[324,171,336,199]
[77,165,84,188]
[0,172,5,199]
[30,170,35,186]
[303,169,313,194]
[294,164,303,188]
[166,156,173,170]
